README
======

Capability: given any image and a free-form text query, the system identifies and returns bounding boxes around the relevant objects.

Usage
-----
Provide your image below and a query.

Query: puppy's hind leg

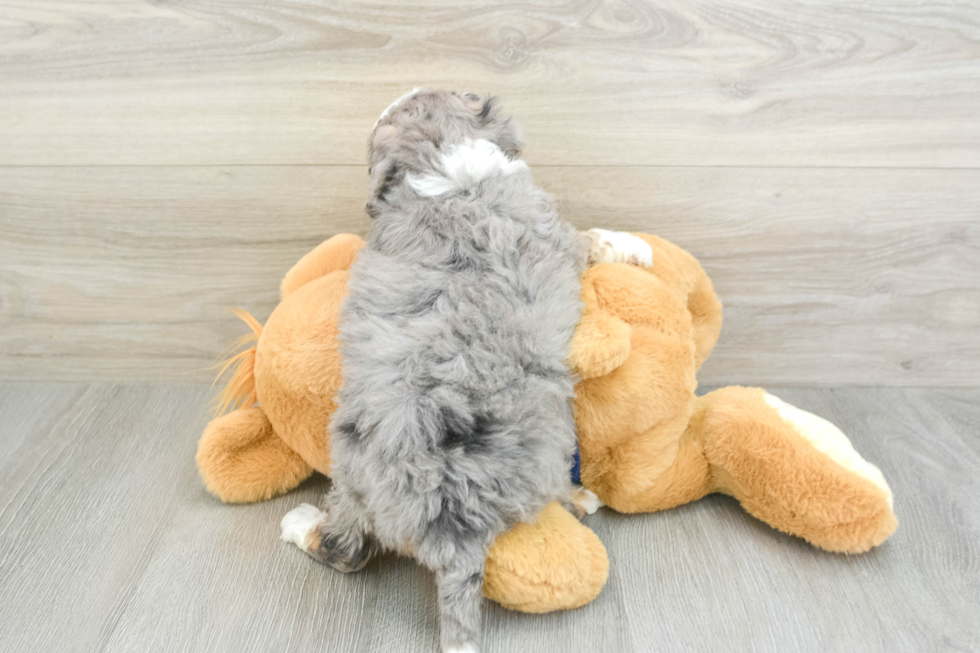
[280,502,377,573]
[562,486,604,520]
[435,551,486,653]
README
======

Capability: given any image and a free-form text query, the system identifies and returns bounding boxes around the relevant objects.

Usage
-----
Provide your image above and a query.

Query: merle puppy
[281,89,652,653]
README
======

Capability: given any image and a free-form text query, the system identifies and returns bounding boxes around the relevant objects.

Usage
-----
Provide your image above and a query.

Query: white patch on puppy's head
[366,89,526,217]
[407,138,527,197]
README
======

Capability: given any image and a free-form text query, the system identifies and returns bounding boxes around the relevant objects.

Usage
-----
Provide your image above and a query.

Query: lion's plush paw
[586,229,654,268]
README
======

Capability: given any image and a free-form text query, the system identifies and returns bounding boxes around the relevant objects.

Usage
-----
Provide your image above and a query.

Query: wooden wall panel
[1,1,977,384]
[0,0,977,167]
[1,166,976,385]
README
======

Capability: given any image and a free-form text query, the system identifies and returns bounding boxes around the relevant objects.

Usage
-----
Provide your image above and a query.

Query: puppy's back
[331,90,583,653]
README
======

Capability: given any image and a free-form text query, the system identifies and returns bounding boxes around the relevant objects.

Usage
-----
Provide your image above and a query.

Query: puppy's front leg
[580,229,654,268]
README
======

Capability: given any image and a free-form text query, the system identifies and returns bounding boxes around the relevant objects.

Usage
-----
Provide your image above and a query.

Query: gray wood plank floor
[0,384,976,652]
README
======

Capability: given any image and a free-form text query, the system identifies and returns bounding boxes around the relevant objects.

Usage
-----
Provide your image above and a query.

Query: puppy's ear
[365,160,403,219]
[365,125,404,219]
[472,94,523,159]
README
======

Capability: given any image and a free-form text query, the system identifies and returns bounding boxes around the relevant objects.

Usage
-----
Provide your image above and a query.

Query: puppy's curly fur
[338,90,583,652]
[280,90,654,652]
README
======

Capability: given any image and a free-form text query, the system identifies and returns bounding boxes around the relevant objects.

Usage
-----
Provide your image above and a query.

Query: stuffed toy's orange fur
[197,233,897,613]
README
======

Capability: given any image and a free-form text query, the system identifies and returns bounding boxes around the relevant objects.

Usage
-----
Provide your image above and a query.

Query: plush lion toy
[197,232,897,613]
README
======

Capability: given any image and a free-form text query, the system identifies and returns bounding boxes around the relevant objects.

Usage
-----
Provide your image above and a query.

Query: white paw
[280,503,326,551]
[587,229,654,268]
[572,487,604,515]
[445,644,480,653]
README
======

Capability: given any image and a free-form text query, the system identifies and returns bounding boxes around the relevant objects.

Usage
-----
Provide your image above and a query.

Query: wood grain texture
[0,0,978,166]
[0,166,368,383]
[1,165,976,385]
[0,384,977,652]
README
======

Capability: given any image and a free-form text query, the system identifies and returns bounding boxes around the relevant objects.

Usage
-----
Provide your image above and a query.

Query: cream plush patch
[408,138,527,197]
[764,393,893,508]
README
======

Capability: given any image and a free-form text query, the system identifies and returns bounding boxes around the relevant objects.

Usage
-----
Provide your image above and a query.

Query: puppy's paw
[586,229,654,268]
[571,486,604,516]
[280,503,326,552]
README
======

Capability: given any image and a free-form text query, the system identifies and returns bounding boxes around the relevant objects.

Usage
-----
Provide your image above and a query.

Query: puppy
[281,89,652,652]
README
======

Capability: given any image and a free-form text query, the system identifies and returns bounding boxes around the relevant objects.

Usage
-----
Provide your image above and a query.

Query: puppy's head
[365,89,523,218]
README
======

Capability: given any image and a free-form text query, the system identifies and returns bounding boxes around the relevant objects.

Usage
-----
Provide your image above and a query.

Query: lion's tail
[211,308,263,417]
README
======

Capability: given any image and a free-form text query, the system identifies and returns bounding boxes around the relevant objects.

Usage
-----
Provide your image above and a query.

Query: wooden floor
[0,383,976,653]
[1,0,978,386]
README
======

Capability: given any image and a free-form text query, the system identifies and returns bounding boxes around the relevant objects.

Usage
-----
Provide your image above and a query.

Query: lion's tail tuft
[211,308,263,418]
